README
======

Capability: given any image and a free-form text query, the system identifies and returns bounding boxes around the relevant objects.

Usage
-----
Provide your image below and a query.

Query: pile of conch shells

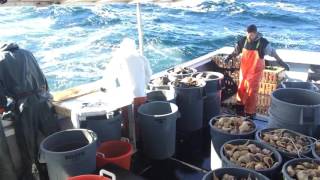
[260,129,310,154]
[193,72,219,80]
[212,54,240,69]
[168,67,195,75]
[223,141,277,171]
[214,116,255,134]
[150,76,170,86]
[172,77,203,88]
[286,161,320,180]
[213,173,258,180]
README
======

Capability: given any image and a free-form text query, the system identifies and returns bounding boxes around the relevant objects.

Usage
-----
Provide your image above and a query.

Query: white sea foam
[248,1,313,14]
[0,17,54,37]
[155,0,213,13]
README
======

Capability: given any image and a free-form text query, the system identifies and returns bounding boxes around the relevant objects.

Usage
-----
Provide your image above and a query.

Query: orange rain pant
[237,48,265,114]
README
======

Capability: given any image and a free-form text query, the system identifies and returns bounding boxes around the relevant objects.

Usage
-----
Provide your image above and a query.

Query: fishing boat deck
[90,118,268,180]
[49,47,320,179]
[2,47,320,179]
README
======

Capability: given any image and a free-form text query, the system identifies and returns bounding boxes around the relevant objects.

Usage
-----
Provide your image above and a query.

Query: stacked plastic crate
[211,55,240,101]
[212,55,285,115]
[257,66,285,115]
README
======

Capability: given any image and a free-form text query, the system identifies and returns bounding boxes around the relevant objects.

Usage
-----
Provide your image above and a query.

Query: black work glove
[224,54,233,64]
[279,61,290,71]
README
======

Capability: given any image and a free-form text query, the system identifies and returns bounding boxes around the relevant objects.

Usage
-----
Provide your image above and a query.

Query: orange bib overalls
[237,39,265,114]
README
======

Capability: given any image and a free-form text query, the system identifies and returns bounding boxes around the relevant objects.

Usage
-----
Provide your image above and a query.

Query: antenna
[136,2,144,56]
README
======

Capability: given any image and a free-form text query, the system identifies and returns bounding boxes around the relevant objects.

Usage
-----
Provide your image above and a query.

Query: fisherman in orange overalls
[225,24,289,117]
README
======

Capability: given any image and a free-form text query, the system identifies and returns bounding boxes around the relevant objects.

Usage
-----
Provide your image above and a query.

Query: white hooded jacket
[103,38,152,99]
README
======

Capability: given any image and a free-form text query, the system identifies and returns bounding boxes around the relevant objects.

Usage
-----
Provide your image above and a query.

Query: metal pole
[136,2,144,56]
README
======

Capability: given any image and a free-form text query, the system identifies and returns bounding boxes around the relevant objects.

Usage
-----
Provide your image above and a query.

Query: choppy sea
[1,0,319,91]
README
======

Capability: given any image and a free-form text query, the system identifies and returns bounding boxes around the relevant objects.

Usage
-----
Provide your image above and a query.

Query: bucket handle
[154,116,165,124]
[202,86,207,100]
[177,111,181,118]
[88,130,98,141]
[38,149,45,163]
[96,138,131,159]
[120,137,130,143]
[153,111,180,119]
[300,107,320,125]
[99,169,116,180]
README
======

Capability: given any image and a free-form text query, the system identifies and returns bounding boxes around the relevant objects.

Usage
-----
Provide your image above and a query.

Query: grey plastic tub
[84,112,122,143]
[256,128,312,162]
[137,101,178,159]
[280,81,319,91]
[39,129,97,180]
[269,88,320,137]
[173,81,206,132]
[146,90,175,103]
[209,115,257,157]
[220,139,282,179]
[202,167,269,180]
[282,158,320,180]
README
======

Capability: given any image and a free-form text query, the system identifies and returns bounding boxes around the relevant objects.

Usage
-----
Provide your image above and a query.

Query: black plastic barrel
[282,158,320,180]
[39,129,97,180]
[193,72,224,126]
[269,88,320,137]
[137,101,178,159]
[202,167,269,180]
[220,139,282,179]
[146,90,175,103]
[280,81,319,91]
[256,128,312,162]
[83,111,122,143]
[209,115,257,156]
[173,80,206,132]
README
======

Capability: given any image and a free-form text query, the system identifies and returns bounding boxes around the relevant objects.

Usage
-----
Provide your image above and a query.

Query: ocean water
[0,0,319,91]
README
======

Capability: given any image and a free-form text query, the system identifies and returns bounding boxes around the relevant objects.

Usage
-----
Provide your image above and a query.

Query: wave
[1,2,319,91]
[154,0,239,13]
[248,1,313,14]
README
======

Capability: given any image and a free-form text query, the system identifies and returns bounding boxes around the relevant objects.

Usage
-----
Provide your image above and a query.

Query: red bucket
[68,170,115,180]
[96,140,133,170]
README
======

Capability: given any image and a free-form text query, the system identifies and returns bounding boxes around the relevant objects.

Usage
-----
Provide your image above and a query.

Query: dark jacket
[231,33,277,59]
[0,43,49,99]
[0,43,59,180]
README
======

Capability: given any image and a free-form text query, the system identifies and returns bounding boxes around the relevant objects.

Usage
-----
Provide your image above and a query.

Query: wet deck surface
[98,118,268,180]
[133,128,211,180]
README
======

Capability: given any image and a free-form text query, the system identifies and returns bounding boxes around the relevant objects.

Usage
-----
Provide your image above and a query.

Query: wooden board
[52,81,101,102]
[52,81,102,117]
[52,80,133,118]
